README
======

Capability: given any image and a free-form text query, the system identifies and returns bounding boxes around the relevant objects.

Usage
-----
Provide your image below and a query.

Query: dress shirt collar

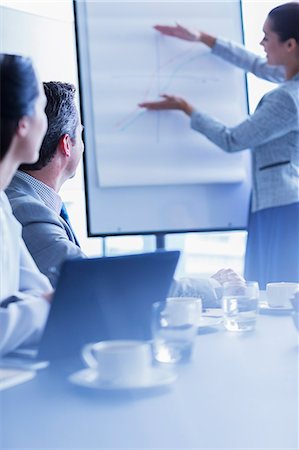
[16,170,62,214]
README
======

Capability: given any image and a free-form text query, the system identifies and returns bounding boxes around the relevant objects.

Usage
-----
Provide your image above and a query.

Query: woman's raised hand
[139,95,194,116]
[154,23,201,42]
[154,24,216,49]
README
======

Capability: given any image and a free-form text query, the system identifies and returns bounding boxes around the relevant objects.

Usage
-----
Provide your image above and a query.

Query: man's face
[67,119,84,179]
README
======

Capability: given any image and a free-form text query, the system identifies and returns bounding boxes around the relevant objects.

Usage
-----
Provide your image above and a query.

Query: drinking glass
[222,281,259,332]
[151,298,199,364]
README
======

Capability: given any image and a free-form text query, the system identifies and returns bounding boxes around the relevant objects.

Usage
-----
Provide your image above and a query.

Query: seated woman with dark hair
[0,53,52,356]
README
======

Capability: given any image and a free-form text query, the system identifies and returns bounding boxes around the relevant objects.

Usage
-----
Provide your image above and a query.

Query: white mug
[82,340,152,385]
[166,297,202,326]
[266,282,299,308]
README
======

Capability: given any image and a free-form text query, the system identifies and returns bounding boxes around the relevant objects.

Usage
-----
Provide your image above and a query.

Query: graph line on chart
[113,36,203,140]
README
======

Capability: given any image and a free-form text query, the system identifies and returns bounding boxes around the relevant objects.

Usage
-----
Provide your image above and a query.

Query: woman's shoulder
[263,82,299,110]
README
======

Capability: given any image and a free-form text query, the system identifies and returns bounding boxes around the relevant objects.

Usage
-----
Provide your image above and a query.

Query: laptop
[29,250,179,361]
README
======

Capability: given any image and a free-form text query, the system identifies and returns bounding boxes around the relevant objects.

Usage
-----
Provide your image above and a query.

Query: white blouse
[0,192,51,356]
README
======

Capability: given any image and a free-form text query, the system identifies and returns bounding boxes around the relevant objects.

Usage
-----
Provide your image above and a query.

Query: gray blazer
[191,38,299,212]
[6,174,85,287]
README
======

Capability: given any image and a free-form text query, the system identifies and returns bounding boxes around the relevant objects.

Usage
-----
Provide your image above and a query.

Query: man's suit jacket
[6,174,85,287]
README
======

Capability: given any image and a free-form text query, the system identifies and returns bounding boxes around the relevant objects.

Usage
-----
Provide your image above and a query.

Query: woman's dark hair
[268,2,299,43]
[0,53,39,161]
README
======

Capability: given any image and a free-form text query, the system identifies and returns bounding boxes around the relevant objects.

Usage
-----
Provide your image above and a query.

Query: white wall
[242,0,283,111]
[0,0,103,255]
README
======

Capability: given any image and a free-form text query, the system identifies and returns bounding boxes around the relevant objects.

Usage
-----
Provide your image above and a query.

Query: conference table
[1,311,298,449]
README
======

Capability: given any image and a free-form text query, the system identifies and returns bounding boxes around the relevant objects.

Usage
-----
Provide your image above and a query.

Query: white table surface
[1,313,298,450]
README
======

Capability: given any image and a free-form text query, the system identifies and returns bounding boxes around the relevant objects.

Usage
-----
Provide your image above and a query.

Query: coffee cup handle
[82,343,98,368]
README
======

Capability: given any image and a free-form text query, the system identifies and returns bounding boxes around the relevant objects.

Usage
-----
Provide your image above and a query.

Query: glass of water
[151,298,200,364]
[222,281,259,332]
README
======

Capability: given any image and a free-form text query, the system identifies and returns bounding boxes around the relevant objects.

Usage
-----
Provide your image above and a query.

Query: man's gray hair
[20,81,79,171]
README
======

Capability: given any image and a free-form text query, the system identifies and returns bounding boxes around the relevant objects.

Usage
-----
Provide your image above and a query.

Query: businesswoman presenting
[139,2,299,288]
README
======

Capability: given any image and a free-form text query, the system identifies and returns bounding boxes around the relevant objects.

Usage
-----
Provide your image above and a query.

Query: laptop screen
[38,251,180,360]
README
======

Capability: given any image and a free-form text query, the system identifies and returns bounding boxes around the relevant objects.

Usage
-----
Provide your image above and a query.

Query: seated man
[6,81,243,305]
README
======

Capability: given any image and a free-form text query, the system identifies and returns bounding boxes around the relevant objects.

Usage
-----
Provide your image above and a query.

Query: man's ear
[286,37,297,52]
[16,116,30,138]
[58,134,72,157]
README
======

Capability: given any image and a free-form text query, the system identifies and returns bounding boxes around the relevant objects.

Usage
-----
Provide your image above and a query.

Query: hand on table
[211,268,245,286]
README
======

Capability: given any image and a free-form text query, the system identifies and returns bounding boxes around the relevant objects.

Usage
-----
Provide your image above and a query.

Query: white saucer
[198,309,223,328]
[259,301,292,312]
[69,366,177,391]
[199,315,223,328]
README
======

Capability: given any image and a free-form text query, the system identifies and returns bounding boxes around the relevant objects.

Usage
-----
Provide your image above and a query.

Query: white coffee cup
[266,282,299,308]
[166,297,202,326]
[82,340,152,385]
